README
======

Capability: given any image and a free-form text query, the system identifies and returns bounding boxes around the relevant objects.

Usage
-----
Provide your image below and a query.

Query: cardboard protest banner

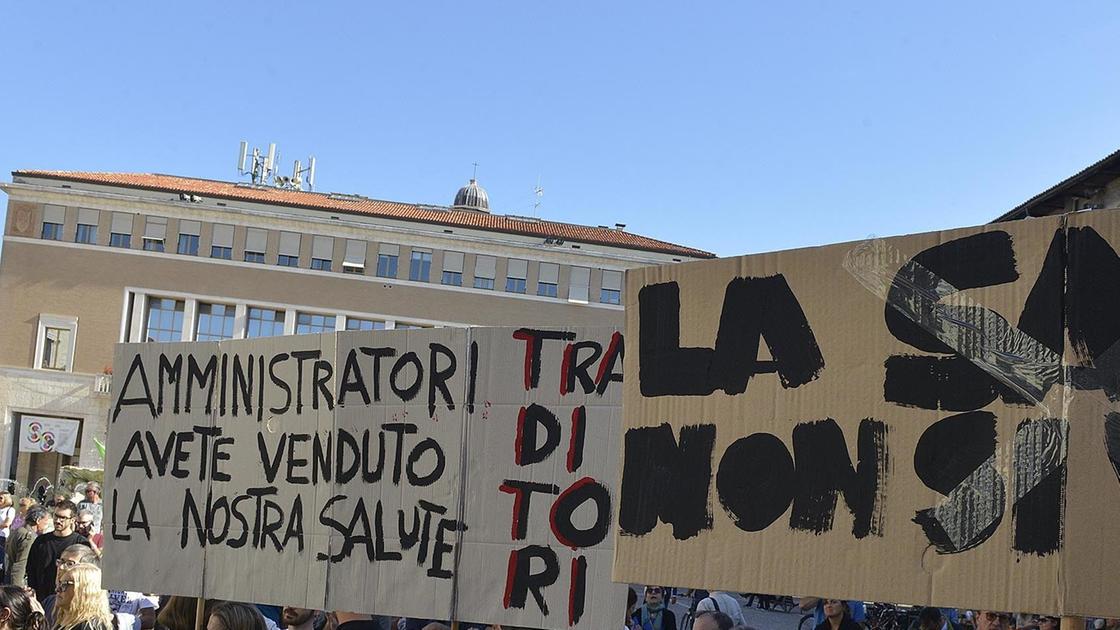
[614,209,1120,617]
[105,326,623,628]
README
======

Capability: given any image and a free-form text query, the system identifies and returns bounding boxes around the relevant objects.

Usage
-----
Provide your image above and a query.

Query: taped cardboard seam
[842,236,1062,416]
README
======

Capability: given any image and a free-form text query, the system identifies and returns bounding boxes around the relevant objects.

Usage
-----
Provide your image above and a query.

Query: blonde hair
[54,563,113,630]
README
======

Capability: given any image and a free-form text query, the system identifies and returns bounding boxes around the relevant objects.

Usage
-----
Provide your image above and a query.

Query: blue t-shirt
[815,601,866,626]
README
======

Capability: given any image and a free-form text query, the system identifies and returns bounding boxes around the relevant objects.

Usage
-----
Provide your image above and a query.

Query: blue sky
[3,1,1119,257]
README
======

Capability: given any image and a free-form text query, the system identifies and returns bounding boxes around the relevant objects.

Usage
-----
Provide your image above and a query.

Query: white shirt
[0,506,15,537]
[695,592,749,627]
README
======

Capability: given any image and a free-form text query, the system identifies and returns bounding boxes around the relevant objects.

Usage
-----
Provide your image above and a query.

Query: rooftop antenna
[237,141,316,190]
[532,175,544,216]
[238,141,278,186]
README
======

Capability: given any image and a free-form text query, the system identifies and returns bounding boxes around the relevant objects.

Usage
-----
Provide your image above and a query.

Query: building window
[377,244,400,278]
[442,251,464,286]
[397,323,427,330]
[377,253,398,278]
[110,213,133,248]
[75,209,99,245]
[247,307,285,338]
[311,236,334,272]
[35,315,77,372]
[346,318,386,331]
[178,234,200,256]
[343,239,366,274]
[296,312,336,335]
[212,224,234,261]
[506,259,528,294]
[601,269,623,305]
[42,205,65,241]
[178,220,201,255]
[195,303,236,341]
[145,298,185,342]
[278,231,301,268]
[245,228,267,263]
[75,224,97,245]
[538,262,559,298]
[143,216,167,252]
[41,222,63,241]
[409,250,432,282]
[474,255,496,290]
[569,267,591,303]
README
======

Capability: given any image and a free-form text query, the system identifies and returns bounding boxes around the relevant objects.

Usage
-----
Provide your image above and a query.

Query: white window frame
[34,314,78,373]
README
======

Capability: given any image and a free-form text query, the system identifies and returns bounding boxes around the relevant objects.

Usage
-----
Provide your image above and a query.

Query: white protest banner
[105,326,623,628]
[19,415,80,456]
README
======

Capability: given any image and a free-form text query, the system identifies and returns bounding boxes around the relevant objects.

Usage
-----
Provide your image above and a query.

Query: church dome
[453,178,490,212]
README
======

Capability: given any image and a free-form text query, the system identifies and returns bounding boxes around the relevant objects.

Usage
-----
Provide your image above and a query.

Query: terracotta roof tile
[12,170,714,259]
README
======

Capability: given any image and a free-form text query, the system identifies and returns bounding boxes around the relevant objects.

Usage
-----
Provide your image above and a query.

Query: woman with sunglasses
[0,585,46,630]
[53,563,114,630]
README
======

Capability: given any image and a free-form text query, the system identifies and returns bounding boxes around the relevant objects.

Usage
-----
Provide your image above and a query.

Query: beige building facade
[0,170,712,490]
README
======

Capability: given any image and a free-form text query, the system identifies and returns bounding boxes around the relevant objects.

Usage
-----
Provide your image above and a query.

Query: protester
[77,485,102,535]
[107,589,158,630]
[41,544,99,629]
[10,497,36,534]
[156,597,219,630]
[26,501,90,601]
[279,608,318,630]
[692,611,734,630]
[975,612,1013,630]
[694,592,748,627]
[207,602,267,630]
[631,585,676,630]
[812,599,859,630]
[1036,617,1058,630]
[0,584,46,630]
[5,507,50,586]
[75,512,102,556]
[53,563,114,630]
[917,606,961,630]
[625,587,640,630]
[801,598,866,627]
[0,492,15,571]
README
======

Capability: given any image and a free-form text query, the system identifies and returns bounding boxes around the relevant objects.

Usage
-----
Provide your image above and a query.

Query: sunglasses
[55,581,75,594]
[77,521,93,527]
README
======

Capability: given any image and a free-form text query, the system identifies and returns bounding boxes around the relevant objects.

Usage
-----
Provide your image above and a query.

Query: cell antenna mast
[532,176,544,215]
[237,141,316,191]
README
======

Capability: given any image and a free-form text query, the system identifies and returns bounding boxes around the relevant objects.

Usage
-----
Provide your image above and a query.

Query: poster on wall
[104,326,624,629]
[19,415,80,456]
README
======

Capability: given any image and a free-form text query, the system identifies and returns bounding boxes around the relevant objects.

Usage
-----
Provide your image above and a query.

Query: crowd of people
[0,486,1116,630]
[624,587,1120,630]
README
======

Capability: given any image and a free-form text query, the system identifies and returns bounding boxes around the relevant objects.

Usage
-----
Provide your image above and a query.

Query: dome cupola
[453,178,490,213]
